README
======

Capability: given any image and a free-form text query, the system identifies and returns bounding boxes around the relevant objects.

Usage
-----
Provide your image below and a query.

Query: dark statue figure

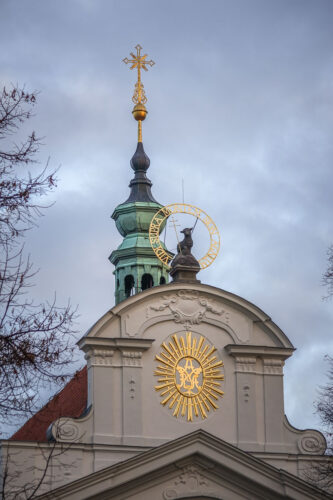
[177,228,193,254]
[170,227,201,283]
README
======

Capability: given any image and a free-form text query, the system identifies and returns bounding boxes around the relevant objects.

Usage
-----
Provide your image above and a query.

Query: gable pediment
[38,430,329,500]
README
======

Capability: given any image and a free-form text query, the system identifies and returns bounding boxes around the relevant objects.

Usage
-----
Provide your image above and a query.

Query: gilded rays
[154,332,224,421]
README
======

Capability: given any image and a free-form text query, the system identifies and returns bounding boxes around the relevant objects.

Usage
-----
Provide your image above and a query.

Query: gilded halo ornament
[149,203,220,270]
[154,332,224,421]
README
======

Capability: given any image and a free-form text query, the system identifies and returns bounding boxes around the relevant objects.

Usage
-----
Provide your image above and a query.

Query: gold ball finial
[132,103,148,121]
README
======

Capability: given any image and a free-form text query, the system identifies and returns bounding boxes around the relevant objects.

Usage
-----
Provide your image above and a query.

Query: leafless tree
[305,357,333,492]
[0,85,77,430]
[0,86,55,243]
[323,245,333,299]
[316,357,333,450]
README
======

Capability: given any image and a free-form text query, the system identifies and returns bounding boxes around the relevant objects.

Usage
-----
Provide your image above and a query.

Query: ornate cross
[123,44,155,104]
[169,216,181,249]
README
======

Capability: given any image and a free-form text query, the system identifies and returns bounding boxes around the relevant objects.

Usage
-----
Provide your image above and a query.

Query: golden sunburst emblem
[154,332,224,421]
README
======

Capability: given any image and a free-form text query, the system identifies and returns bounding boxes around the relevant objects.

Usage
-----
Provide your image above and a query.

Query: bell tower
[109,45,169,304]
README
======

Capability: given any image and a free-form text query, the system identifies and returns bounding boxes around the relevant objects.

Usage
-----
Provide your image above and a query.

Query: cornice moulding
[225,345,294,360]
[78,337,155,352]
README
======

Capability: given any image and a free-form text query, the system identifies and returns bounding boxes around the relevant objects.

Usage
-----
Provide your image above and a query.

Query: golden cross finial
[123,44,155,105]
[123,44,155,142]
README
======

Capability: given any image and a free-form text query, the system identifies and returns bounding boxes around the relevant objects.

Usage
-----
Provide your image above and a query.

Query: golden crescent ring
[149,203,220,270]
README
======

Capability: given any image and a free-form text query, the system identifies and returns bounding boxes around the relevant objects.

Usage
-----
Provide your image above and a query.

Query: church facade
[1,46,331,499]
[2,281,330,498]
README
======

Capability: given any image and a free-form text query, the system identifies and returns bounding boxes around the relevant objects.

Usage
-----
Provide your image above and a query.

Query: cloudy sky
[1,0,333,433]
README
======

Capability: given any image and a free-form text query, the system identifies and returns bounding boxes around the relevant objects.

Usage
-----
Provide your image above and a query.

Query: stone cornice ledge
[225,345,294,360]
[78,337,155,352]
[37,430,331,500]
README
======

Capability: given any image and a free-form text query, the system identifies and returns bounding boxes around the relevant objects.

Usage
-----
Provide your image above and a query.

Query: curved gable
[44,281,325,464]
[82,282,294,349]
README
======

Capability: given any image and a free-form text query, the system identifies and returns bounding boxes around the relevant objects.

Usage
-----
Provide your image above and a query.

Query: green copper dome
[113,201,161,237]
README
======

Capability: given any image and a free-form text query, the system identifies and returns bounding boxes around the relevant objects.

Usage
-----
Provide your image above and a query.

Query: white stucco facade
[1,282,330,499]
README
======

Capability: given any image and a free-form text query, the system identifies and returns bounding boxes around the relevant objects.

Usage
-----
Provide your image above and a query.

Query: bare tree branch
[0,84,78,431]
[1,423,80,499]
[0,85,57,244]
[305,356,333,491]
[323,245,333,300]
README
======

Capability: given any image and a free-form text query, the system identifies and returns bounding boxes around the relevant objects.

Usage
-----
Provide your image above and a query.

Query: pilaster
[225,345,294,452]
[233,355,258,449]
[79,337,154,443]
[263,358,285,450]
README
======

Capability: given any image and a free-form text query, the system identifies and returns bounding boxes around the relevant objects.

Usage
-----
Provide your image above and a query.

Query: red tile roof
[10,366,87,442]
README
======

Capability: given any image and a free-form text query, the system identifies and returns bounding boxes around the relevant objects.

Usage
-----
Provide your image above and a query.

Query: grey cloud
[1,0,333,433]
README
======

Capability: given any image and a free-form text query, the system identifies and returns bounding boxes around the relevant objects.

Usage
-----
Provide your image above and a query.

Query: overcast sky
[1,0,333,434]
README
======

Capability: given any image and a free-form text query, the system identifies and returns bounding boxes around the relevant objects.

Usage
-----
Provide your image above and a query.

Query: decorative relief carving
[234,356,287,376]
[263,358,284,375]
[129,377,136,399]
[163,465,217,500]
[124,313,141,337]
[150,290,229,327]
[163,489,178,499]
[122,350,142,367]
[235,356,256,373]
[175,464,208,487]
[84,348,114,367]
[298,432,326,454]
[54,421,80,441]
[243,384,250,403]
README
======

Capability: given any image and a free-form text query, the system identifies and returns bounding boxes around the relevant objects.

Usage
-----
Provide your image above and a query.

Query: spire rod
[123,44,155,142]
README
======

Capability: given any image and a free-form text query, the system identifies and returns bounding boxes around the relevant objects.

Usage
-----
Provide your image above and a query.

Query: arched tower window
[141,273,154,291]
[159,276,166,285]
[124,275,135,298]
